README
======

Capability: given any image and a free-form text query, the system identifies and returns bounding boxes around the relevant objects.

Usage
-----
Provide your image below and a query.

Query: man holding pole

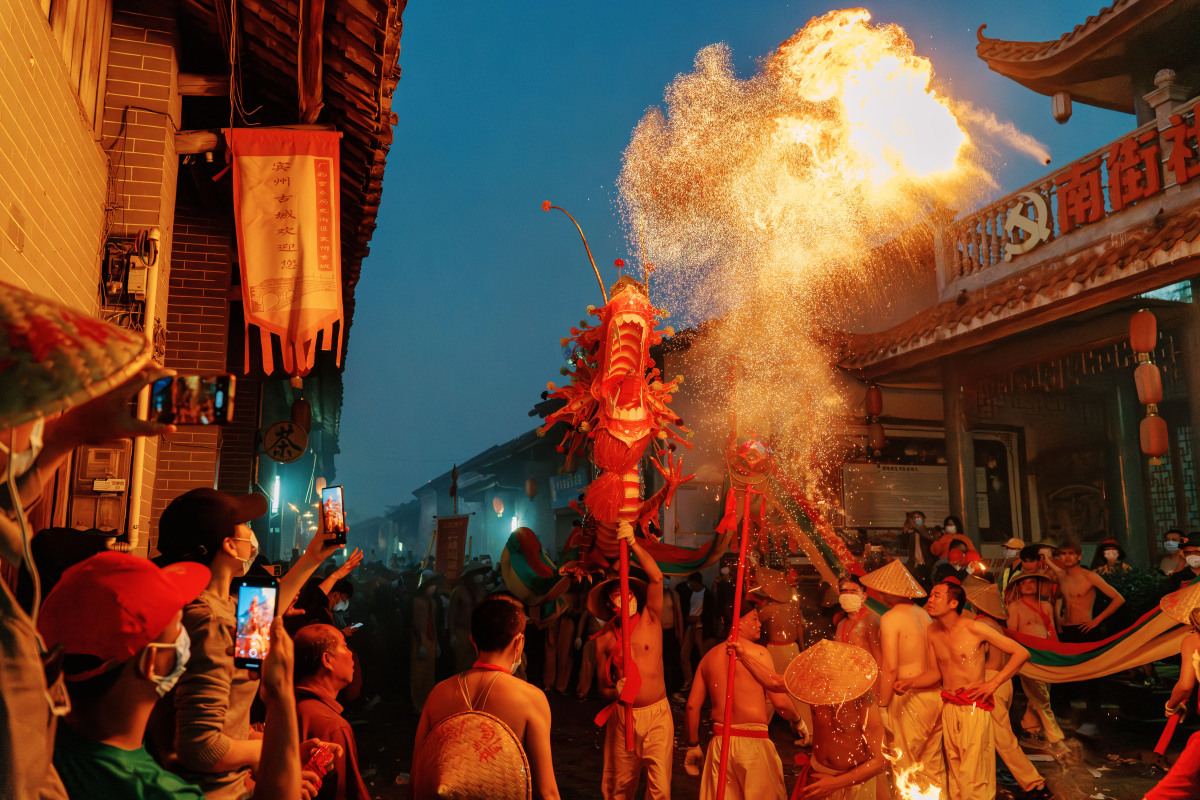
[592,524,671,800]
[684,601,793,800]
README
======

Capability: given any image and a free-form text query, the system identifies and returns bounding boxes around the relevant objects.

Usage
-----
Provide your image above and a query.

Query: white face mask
[839,593,864,614]
[1004,549,1019,559]
[243,532,260,575]
[333,599,350,613]
[1104,550,1118,562]
[147,626,191,697]
[1187,555,1200,569]
[1166,541,1181,552]
[944,524,957,534]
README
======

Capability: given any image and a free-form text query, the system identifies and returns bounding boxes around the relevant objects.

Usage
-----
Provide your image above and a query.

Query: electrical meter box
[70,441,132,533]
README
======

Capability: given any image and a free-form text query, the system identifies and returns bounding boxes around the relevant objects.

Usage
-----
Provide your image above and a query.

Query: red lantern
[492,497,504,517]
[290,397,311,432]
[1134,362,1164,405]
[867,421,886,451]
[1140,414,1168,464]
[865,385,883,417]
[525,477,538,499]
[1130,309,1157,354]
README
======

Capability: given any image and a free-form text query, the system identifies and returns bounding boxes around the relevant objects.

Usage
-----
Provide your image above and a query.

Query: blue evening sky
[338,1,1134,520]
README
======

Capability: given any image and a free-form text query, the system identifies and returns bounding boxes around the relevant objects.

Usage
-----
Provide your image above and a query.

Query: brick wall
[0,0,109,309]
[101,6,182,556]
[147,211,231,555]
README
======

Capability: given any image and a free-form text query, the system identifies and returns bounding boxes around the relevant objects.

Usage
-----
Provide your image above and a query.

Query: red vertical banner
[435,514,470,588]
[227,128,344,376]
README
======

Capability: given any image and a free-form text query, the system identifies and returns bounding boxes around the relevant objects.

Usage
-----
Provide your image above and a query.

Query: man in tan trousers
[685,602,796,800]
[593,525,672,799]
[862,560,946,795]
[966,581,1055,799]
[896,581,1030,799]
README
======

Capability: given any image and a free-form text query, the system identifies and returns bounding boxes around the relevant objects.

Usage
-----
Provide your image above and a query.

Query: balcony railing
[943,93,1200,285]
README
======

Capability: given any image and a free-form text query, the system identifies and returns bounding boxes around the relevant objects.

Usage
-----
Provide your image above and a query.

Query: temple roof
[838,204,1200,378]
[976,0,1200,113]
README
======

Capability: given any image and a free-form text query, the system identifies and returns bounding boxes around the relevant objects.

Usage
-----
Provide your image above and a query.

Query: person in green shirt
[39,551,322,800]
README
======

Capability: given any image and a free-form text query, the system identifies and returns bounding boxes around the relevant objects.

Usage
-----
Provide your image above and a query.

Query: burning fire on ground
[617,8,1044,490]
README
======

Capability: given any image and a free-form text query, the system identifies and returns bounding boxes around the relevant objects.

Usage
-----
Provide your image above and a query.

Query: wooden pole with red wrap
[715,485,755,800]
[619,536,635,752]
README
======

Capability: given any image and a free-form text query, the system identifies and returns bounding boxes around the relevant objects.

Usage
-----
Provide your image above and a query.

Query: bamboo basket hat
[965,581,1008,620]
[411,710,532,800]
[1160,580,1200,625]
[750,565,794,604]
[784,639,878,706]
[0,280,151,429]
[860,560,926,599]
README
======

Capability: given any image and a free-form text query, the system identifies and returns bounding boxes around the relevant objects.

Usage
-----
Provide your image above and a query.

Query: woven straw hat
[0,280,151,429]
[784,639,878,705]
[587,576,648,622]
[965,581,1007,620]
[750,565,793,604]
[860,560,926,599]
[1160,581,1200,625]
[412,710,531,800]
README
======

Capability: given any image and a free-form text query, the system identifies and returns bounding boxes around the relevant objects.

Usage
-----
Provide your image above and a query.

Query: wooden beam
[176,130,220,154]
[298,0,326,124]
[178,73,230,97]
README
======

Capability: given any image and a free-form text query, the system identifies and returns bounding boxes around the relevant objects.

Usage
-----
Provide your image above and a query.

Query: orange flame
[893,764,941,800]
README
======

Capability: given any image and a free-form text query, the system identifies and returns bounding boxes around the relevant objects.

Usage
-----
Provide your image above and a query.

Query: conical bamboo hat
[1160,580,1200,624]
[965,581,1007,620]
[860,560,926,599]
[784,639,878,705]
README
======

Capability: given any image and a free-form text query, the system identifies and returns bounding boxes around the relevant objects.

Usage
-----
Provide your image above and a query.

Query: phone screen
[233,578,278,669]
[321,485,348,545]
[150,375,235,425]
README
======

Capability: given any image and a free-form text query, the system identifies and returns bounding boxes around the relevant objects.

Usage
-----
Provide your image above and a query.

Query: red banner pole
[716,487,753,800]
[619,538,634,752]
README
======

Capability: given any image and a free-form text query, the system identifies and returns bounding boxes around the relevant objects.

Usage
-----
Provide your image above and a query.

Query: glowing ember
[616,8,1034,492]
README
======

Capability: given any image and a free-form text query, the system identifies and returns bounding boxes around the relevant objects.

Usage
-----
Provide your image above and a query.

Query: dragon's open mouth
[603,310,649,422]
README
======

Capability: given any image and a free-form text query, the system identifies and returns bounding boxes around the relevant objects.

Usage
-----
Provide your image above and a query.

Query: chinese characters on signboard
[1005,111,1200,260]
[227,128,344,376]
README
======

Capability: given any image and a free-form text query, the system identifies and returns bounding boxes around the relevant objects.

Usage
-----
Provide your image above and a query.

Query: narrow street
[350,666,1194,800]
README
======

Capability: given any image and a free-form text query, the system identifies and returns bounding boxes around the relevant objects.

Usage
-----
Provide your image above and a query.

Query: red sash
[713,722,770,739]
[790,754,813,800]
[1020,598,1058,642]
[941,687,995,712]
[838,609,868,643]
[593,613,644,727]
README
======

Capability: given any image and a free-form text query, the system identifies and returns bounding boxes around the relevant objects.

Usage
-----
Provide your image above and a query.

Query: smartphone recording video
[150,375,235,425]
[322,485,348,546]
[233,576,278,669]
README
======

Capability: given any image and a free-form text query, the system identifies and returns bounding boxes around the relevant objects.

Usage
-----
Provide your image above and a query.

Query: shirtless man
[861,560,946,794]
[835,576,882,678]
[967,582,1055,799]
[1045,543,1124,642]
[754,566,812,744]
[593,525,671,799]
[1005,571,1066,748]
[684,604,796,800]
[896,582,1030,800]
[413,594,560,800]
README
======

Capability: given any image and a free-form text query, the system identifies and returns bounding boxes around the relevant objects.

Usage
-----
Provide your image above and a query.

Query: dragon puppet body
[502,276,729,603]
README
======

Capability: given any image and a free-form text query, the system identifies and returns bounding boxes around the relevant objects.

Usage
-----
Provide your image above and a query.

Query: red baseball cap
[38,551,210,681]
